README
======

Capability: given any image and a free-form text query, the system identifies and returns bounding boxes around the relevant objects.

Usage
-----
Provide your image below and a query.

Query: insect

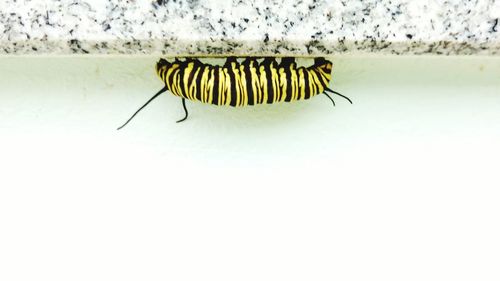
[117,57,352,130]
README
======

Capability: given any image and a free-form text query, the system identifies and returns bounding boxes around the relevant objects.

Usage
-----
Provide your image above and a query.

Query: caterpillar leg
[176,98,189,123]
[325,87,353,104]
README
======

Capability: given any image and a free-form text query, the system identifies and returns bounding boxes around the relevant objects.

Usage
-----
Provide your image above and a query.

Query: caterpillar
[117,57,352,130]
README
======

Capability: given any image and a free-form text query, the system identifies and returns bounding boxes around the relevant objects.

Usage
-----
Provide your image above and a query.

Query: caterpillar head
[314,57,333,74]
[156,58,171,75]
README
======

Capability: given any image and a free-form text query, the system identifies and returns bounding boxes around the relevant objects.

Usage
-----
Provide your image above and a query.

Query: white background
[1,55,499,280]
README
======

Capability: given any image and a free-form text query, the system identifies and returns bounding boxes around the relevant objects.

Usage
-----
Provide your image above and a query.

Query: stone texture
[1,0,499,56]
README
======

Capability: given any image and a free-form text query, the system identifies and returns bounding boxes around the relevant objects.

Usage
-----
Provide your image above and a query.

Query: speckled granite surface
[1,0,499,56]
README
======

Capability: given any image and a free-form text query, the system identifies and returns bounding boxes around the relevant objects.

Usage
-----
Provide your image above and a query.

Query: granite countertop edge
[2,39,499,56]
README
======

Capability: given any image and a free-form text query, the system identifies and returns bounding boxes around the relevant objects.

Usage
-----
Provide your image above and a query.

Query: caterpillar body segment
[156,57,333,107]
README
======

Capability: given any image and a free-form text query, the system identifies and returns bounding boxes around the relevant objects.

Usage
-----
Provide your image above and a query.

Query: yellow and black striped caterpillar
[117,57,352,130]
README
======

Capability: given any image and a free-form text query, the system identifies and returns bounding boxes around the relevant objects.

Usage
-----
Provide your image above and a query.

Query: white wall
[1,55,499,280]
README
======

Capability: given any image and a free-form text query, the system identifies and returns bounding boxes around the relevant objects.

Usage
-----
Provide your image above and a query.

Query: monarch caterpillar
[117,57,352,130]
